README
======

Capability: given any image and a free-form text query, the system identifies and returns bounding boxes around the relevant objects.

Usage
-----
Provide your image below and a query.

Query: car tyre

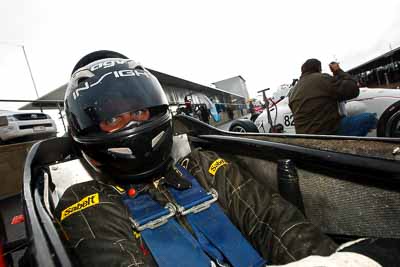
[250,113,260,122]
[377,100,400,137]
[229,119,259,133]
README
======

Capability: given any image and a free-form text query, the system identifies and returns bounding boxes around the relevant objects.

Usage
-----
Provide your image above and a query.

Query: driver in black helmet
[55,51,396,267]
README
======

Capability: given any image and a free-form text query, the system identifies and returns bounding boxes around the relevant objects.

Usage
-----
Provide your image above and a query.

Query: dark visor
[66,68,168,134]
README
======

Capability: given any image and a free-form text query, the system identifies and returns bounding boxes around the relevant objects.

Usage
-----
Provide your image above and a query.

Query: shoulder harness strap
[122,163,266,267]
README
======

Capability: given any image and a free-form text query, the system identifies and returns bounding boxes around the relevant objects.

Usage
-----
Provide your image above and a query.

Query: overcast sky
[1,0,400,112]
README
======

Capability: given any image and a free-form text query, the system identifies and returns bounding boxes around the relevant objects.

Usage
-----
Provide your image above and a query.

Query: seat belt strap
[122,163,266,267]
[122,193,211,267]
[170,164,265,266]
[171,163,266,267]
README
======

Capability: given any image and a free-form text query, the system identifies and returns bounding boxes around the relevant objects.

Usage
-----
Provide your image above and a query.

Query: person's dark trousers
[337,112,378,136]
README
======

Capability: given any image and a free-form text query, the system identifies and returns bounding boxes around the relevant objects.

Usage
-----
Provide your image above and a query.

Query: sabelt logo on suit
[61,193,99,221]
[208,158,227,176]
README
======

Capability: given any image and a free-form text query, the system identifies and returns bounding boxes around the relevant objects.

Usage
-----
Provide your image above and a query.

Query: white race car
[0,110,57,144]
[229,87,400,137]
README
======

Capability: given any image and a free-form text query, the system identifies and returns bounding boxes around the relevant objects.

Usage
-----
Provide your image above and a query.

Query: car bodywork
[0,110,57,143]
[254,87,400,136]
[2,115,399,266]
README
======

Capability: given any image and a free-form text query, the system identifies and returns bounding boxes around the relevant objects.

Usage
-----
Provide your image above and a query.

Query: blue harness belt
[123,163,266,267]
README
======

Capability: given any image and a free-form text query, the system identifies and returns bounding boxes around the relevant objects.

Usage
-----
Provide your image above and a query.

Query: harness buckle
[130,203,177,231]
[178,188,219,216]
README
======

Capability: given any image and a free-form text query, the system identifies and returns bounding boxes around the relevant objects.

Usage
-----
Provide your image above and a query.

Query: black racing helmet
[65,50,173,181]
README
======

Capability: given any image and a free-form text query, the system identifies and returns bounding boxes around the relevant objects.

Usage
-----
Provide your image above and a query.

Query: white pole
[0,42,42,111]
[21,45,43,112]
[21,45,40,99]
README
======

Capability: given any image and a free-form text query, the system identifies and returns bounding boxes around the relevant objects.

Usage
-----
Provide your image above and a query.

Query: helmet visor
[66,67,168,135]
[99,109,150,133]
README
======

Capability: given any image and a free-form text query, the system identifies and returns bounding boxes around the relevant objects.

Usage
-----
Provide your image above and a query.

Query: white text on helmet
[90,59,130,71]
[72,69,150,100]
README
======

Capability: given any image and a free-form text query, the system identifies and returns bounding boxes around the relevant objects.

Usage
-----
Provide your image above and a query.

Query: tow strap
[122,163,266,267]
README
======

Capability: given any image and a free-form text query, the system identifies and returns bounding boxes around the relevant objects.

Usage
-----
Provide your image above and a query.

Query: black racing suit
[54,149,337,266]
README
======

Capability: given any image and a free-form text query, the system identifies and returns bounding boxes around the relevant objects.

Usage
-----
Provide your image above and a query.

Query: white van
[0,110,57,144]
